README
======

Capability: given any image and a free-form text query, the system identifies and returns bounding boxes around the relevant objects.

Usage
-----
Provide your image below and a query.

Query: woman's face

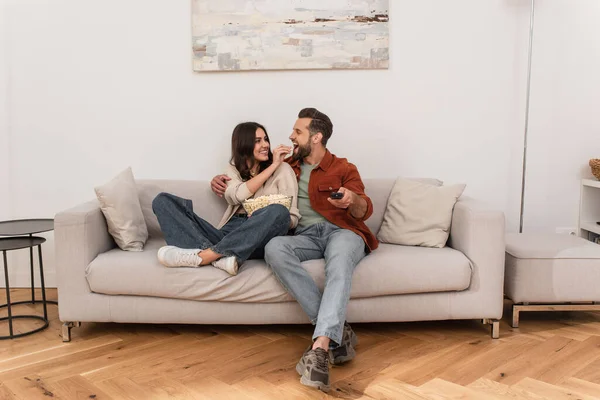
[253,128,270,163]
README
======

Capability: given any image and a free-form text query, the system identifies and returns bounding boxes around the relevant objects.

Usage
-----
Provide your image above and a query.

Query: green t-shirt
[297,163,327,230]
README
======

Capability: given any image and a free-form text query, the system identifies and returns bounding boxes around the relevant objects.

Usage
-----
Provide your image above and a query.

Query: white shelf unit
[579,178,600,243]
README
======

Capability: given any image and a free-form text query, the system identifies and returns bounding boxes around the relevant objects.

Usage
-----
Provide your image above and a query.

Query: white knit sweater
[218,162,300,229]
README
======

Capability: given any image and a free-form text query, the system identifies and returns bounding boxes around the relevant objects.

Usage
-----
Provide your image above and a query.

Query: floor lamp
[519,0,536,233]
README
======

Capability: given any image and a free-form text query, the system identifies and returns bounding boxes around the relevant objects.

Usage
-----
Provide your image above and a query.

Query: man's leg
[264,226,324,323]
[265,225,334,393]
[313,228,366,347]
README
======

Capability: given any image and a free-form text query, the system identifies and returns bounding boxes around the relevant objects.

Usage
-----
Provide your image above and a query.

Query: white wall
[521,0,600,233]
[3,0,534,286]
[0,2,10,221]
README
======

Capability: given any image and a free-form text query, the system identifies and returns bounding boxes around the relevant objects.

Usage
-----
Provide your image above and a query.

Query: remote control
[330,192,343,199]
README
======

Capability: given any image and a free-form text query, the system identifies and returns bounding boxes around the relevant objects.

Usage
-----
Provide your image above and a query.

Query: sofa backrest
[137,178,399,239]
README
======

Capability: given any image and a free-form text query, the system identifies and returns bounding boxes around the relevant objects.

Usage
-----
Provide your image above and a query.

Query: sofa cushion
[94,167,148,251]
[362,178,442,237]
[377,177,465,248]
[86,240,472,302]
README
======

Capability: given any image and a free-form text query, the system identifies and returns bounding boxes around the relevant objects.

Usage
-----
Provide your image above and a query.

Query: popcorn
[242,194,292,215]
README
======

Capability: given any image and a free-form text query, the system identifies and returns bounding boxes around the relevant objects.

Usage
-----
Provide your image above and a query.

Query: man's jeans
[152,192,291,264]
[264,221,366,346]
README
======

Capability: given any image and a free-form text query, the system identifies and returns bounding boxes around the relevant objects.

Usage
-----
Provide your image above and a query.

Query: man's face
[289,118,314,161]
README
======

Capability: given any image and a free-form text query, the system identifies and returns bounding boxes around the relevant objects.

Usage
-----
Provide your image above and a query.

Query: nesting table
[0,219,56,339]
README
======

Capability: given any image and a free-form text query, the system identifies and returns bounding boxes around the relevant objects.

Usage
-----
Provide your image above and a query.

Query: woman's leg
[152,192,223,250]
[210,204,291,264]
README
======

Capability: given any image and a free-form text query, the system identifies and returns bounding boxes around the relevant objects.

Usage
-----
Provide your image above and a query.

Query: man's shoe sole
[300,374,330,393]
[351,332,358,347]
[295,361,304,376]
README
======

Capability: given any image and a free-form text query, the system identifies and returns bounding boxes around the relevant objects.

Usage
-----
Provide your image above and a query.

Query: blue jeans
[152,192,291,264]
[264,221,366,346]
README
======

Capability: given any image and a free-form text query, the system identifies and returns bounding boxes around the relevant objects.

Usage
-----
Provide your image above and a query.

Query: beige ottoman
[505,233,600,328]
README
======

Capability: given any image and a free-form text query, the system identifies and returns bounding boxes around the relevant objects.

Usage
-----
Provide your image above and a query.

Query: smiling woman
[150,121,300,276]
[231,122,273,182]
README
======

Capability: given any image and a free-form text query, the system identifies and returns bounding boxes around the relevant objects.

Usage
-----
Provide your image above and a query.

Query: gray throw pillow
[94,167,148,251]
[377,177,466,248]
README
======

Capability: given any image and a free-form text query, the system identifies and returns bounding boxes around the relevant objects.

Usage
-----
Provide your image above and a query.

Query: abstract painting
[191,0,389,71]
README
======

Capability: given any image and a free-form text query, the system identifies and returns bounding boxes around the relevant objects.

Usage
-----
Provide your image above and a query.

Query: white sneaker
[212,256,239,275]
[157,246,203,268]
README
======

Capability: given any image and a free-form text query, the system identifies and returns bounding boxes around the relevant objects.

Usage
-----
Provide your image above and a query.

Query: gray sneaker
[329,322,358,365]
[295,347,330,392]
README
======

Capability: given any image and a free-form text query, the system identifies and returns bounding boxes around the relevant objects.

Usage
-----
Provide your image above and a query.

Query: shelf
[582,179,600,189]
[581,221,600,236]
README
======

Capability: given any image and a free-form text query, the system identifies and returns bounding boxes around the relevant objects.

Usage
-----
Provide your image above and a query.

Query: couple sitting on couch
[151,107,377,393]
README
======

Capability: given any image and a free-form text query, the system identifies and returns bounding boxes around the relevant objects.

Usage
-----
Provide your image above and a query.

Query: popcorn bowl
[242,194,292,215]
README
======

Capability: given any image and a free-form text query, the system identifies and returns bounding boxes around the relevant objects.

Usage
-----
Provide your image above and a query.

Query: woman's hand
[272,145,292,167]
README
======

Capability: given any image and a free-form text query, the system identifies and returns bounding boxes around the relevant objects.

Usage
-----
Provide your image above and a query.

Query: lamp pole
[519,0,536,233]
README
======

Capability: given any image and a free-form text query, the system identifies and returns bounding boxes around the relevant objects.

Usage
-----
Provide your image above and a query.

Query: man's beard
[292,142,311,161]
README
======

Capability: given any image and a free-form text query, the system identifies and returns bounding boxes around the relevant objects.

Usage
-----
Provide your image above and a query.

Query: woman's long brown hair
[230,122,273,181]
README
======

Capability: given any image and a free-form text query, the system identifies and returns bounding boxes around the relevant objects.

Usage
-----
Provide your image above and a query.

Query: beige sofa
[55,178,506,342]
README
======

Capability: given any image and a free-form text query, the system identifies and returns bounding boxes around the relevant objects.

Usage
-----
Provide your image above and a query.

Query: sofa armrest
[448,196,506,315]
[54,199,115,299]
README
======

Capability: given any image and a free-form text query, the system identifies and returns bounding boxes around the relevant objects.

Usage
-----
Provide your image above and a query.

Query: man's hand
[327,187,355,209]
[211,174,230,197]
[328,187,368,219]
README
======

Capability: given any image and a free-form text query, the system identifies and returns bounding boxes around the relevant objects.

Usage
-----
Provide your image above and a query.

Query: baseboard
[0,271,56,289]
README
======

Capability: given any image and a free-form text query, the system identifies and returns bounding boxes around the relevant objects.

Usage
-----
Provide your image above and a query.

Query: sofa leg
[482,319,500,339]
[62,321,81,342]
[512,305,520,328]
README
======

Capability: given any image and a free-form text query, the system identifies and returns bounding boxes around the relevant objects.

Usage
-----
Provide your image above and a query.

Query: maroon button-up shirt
[287,150,378,252]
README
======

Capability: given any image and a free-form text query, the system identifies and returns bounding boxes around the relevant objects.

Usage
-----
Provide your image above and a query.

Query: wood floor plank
[467,378,547,400]
[3,374,65,400]
[50,375,114,400]
[575,358,600,384]
[133,334,268,385]
[331,337,450,394]
[0,335,123,374]
[513,377,600,400]
[232,377,289,400]
[439,335,539,385]
[0,383,18,400]
[419,378,506,400]
[534,335,600,384]
[82,334,216,382]
[483,335,574,385]
[183,377,250,400]
[364,379,431,400]
[393,337,497,385]
[132,376,207,400]
[190,336,308,385]
[93,377,162,400]
[560,377,600,399]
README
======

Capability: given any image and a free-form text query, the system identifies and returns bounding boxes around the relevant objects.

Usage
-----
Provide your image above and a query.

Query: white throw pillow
[94,167,148,251]
[377,177,466,248]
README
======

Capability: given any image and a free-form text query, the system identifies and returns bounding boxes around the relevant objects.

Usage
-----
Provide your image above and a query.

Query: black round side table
[0,236,49,339]
[0,219,57,307]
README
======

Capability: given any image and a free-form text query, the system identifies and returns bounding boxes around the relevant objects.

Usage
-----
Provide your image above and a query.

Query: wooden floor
[1,290,600,399]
